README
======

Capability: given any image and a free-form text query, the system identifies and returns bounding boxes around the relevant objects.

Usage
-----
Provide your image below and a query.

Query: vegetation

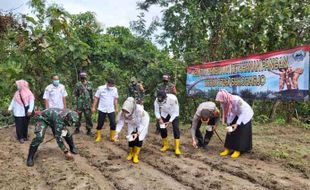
[1,0,310,127]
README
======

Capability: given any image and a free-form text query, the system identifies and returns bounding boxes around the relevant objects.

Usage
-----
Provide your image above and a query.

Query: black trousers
[160,115,180,139]
[96,111,116,130]
[14,116,30,140]
[225,116,252,152]
[194,117,216,147]
[128,138,143,148]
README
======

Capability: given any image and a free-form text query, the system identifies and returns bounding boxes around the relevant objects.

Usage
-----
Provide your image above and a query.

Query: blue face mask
[53,80,60,86]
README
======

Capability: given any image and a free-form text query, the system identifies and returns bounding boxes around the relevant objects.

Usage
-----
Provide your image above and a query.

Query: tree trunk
[269,100,280,121]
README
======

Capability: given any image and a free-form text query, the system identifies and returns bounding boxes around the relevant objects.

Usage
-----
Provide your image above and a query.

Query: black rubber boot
[204,131,214,146]
[27,146,38,167]
[86,129,94,137]
[64,136,79,154]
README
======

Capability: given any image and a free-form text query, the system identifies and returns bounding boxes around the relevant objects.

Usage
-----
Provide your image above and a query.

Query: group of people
[8,72,253,166]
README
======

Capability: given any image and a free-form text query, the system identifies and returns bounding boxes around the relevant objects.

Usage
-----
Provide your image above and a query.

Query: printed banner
[186,45,310,101]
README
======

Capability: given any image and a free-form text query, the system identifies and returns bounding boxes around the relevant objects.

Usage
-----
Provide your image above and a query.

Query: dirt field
[0,123,309,190]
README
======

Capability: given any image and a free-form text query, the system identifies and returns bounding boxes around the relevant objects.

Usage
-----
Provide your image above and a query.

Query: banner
[186,45,310,101]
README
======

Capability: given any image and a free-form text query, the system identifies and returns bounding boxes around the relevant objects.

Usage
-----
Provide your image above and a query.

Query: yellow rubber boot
[110,130,116,142]
[95,130,102,142]
[174,139,181,155]
[231,151,240,158]
[220,148,230,156]
[127,147,134,161]
[160,138,170,152]
[133,146,141,164]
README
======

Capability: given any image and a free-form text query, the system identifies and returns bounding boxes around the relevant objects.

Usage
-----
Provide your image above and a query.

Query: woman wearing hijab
[215,89,253,158]
[8,80,35,144]
[114,97,149,164]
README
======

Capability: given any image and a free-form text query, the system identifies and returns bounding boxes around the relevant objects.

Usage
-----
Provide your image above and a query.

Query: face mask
[53,80,60,86]
[163,80,168,84]
[80,76,87,81]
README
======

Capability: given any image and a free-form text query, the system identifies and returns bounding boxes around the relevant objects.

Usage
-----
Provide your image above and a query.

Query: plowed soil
[0,123,309,190]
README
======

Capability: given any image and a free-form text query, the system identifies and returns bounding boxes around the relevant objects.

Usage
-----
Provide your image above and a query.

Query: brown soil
[0,123,309,190]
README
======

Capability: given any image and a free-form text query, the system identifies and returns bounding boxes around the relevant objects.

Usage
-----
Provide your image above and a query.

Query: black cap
[107,78,115,85]
[157,91,167,102]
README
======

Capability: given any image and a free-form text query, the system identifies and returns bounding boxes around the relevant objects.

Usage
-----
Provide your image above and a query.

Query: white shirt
[116,104,149,141]
[154,94,179,122]
[43,84,68,109]
[8,99,34,117]
[95,85,118,113]
[226,95,254,125]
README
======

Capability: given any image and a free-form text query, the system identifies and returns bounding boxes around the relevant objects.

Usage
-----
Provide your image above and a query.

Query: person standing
[215,89,254,158]
[8,80,35,144]
[154,91,181,155]
[73,72,93,136]
[191,101,220,149]
[127,77,145,104]
[26,108,79,166]
[114,97,150,164]
[43,75,68,109]
[156,74,177,95]
[92,78,119,142]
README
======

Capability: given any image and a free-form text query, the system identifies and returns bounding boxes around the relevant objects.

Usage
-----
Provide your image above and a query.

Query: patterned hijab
[215,89,233,123]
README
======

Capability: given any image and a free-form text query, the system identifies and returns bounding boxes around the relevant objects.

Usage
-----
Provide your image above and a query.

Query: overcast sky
[0,0,162,28]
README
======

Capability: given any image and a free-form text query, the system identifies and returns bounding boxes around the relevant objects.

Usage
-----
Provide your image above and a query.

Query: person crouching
[114,97,149,164]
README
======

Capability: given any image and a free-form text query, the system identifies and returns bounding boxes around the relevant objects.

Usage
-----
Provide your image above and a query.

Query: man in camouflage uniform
[73,72,93,135]
[127,77,145,104]
[26,108,79,167]
[156,74,177,95]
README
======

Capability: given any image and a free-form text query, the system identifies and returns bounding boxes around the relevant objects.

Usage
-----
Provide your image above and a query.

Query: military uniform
[127,81,145,104]
[27,108,79,166]
[73,81,93,132]
[156,82,176,95]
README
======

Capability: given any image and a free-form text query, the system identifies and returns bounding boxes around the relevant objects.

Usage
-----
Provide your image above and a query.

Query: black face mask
[80,76,87,81]
[163,80,168,84]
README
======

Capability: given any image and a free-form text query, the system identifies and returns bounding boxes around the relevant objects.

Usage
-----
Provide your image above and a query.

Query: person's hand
[115,107,119,113]
[76,110,82,114]
[165,122,171,128]
[192,139,198,149]
[159,118,164,124]
[64,152,74,160]
[231,124,238,130]
[213,125,218,131]
[132,133,138,141]
[91,107,96,113]
[27,112,32,117]
[113,133,119,142]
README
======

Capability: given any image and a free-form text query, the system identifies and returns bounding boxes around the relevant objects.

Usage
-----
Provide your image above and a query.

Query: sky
[0,0,162,28]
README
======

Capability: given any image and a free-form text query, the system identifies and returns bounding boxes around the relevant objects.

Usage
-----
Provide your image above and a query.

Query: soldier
[156,74,177,95]
[127,77,145,104]
[73,72,93,135]
[26,108,79,167]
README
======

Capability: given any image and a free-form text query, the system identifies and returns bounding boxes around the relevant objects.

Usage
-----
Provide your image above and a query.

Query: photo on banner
[186,45,310,101]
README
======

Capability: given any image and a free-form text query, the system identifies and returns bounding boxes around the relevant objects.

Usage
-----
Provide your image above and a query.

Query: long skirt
[224,116,252,152]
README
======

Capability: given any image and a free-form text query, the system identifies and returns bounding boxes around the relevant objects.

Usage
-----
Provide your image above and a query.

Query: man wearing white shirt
[154,91,181,155]
[43,75,68,109]
[92,78,119,142]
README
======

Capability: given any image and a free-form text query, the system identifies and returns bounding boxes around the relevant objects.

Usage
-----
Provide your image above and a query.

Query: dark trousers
[160,115,180,139]
[194,117,216,147]
[14,116,30,140]
[128,131,143,147]
[96,111,116,130]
